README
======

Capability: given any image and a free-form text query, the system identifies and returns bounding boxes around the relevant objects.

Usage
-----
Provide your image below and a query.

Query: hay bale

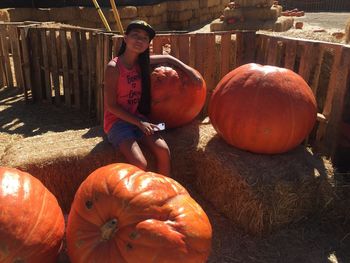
[235,0,274,8]
[224,6,278,21]
[1,127,117,213]
[6,8,33,22]
[189,120,334,236]
[49,7,81,22]
[346,18,350,44]
[0,9,10,21]
[1,124,197,213]
[1,120,335,237]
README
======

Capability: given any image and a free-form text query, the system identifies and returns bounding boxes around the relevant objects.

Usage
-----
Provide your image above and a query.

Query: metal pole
[92,0,112,31]
[110,0,124,34]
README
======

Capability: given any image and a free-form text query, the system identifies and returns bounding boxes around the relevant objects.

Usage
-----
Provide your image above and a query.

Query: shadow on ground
[0,86,97,137]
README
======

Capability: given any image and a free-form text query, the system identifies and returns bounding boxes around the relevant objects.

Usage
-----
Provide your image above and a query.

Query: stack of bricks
[210,0,294,32]
[0,0,229,31]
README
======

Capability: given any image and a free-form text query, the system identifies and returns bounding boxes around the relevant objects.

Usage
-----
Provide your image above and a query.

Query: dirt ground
[192,12,350,44]
[1,12,350,263]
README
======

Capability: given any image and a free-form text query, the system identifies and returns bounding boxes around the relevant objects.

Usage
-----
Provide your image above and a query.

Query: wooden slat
[235,32,244,67]
[316,47,349,157]
[18,27,32,100]
[70,31,80,108]
[101,34,112,122]
[178,34,190,65]
[236,31,256,66]
[80,31,89,110]
[0,27,13,87]
[194,33,207,77]
[0,29,6,87]
[298,43,319,84]
[29,29,43,101]
[310,47,325,95]
[95,33,103,123]
[50,29,60,105]
[87,32,97,113]
[256,34,268,64]
[40,29,52,102]
[189,34,196,68]
[266,38,278,66]
[152,36,168,55]
[170,34,180,58]
[60,30,71,107]
[112,35,123,57]
[8,26,24,88]
[204,34,216,92]
[220,32,231,78]
[202,33,216,117]
[284,41,297,70]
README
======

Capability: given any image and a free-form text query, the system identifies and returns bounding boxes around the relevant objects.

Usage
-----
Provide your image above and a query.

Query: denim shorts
[107,120,144,148]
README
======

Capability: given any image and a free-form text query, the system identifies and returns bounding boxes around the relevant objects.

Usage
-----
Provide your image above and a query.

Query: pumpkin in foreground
[209,63,317,154]
[0,167,65,263]
[149,64,207,128]
[66,163,212,263]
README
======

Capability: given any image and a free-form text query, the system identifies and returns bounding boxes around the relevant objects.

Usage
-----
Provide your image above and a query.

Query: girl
[104,20,202,177]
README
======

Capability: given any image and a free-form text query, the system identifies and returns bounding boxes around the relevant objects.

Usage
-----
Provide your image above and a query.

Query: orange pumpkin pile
[66,163,212,263]
[149,64,206,128]
[0,167,65,263]
[209,63,317,154]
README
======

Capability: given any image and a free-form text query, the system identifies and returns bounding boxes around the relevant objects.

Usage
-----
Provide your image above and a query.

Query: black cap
[125,20,156,40]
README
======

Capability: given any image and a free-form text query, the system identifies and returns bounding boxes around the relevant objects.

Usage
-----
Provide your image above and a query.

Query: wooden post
[40,29,52,102]
[220,32,232,78]
[0,26,14,87]
[50,29,61,105]
[60,30,71,107]
[169,34,180,59]
[29,28,43,102]
[69,31,81,108]
[8,26,24,89]
[0,27,7,88]
[284,40,297,70]
[18,26,32,101]
[80,31,89,110]
[178,34,190,65]
[87,31,97,115]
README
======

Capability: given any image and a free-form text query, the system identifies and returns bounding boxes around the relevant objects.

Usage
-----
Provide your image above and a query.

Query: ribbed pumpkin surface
[209,63,317,154]
[66,163,212,263]
[0,167,65,263]
[149,65,207,128]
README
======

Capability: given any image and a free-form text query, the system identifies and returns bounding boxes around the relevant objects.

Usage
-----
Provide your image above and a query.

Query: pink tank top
[103,57,143,133]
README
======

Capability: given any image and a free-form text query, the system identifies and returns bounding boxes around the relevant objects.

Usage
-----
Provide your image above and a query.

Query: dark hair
[118,40,151,115]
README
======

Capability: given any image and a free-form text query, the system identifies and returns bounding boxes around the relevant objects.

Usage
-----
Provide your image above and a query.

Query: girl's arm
[150,54,202,84]
[104,60,157,135]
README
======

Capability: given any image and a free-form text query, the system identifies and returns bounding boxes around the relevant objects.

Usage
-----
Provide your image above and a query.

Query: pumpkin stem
[100,218,118,241]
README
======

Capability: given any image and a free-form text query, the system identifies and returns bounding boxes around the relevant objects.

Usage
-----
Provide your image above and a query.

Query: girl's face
[124,28,150,53]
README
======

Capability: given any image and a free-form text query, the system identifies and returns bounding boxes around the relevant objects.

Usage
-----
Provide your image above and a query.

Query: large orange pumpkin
[149,65,207,128]
[66,163,212,263]
[209,63,317,154]
[0,167,65,263]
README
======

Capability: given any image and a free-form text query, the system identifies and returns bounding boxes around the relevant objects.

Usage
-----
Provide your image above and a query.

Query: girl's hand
[138,121,158,136]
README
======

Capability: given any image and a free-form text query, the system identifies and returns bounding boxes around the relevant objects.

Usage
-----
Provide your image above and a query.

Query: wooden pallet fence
[255,33,350,157]
[18,25,101,116]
